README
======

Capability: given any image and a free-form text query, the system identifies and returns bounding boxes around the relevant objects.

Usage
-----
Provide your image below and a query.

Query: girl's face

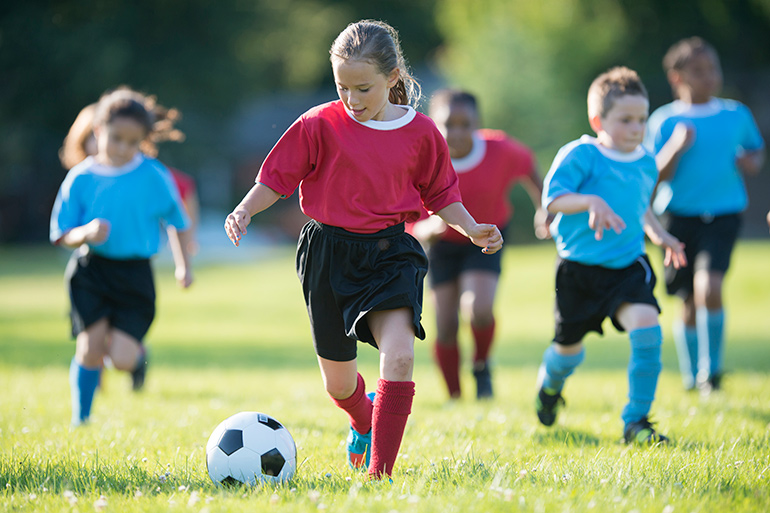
[94,117,146,167]
[332,57,399,122]
[431,101,478,159]
[593,94,649,153]
[675,50,722,103]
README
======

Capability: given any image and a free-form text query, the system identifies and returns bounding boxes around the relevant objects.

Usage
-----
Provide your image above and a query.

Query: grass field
[1,241,769,512]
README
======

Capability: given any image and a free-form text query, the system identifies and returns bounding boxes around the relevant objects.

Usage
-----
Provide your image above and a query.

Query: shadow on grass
[530,427,604,447]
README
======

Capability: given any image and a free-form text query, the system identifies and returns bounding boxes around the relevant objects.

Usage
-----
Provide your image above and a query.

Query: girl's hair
[663,37,718,72]
[587,66,648,119]
[429,89,478,114]
[59,87,184,168]
[329,20,421,107]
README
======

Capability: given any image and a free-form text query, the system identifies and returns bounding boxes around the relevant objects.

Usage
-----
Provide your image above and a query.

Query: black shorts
[295,220,429,362]
[427,238,503,287]
[553,255,660,346]
[65,249,156,341]
[662,213,741,298]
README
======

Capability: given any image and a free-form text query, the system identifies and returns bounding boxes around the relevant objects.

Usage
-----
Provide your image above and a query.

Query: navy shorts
[65,249,156,341]
[295,220,429,362]
[553,255,660,346]
[662,213,741,298]
[427,238,503,287]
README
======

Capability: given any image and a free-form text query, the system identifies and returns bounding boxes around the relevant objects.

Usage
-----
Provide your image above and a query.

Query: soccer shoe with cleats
[347,392,376,470]
[472,361,493,399]
[131,350,148,391]
[623,417,669,444]
[535,387,564,427]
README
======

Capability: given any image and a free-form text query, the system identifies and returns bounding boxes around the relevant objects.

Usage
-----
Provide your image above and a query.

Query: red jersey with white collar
[256,100,462,234]
[440,129,534,243]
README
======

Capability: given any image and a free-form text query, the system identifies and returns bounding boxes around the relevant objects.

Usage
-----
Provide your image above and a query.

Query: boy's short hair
[587,66,648,119]
[663,37,718,72]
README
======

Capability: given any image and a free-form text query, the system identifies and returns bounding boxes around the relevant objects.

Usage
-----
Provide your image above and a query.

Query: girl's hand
[224,207,251,246]
[85,219,111,244]
[586,196,625,240]
[659,232,687,269]
[175,266,193,289]
[467,223,503,254]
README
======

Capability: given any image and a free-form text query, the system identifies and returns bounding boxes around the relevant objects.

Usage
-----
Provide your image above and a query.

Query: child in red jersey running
[225,20,502,480]
[411,89,547,400]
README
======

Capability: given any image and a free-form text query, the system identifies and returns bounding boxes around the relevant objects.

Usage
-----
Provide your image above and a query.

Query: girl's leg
[71,318,109,425]
[366,307,416,478]
[459,271,499,398]
[673,295,698,389]
[693,269,725,385]
[431,281,461,398]
[615,303,663,426]
[107,328,149,390]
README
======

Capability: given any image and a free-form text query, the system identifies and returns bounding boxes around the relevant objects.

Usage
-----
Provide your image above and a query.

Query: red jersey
[169,167,196,203]
[256,100,462,234]
[440,129,534,243]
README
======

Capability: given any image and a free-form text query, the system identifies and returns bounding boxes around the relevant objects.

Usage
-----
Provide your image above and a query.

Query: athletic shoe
[472,361,493,399]
[623,417,669,444]
[697,372,723,395]
[131,349,148,391]
[346,392,376,469]
[535,387,564,427]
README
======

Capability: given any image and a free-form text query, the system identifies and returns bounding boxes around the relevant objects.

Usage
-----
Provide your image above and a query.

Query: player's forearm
[236,183,282,218]
[435,202,478,238]
[521,170,545,210]
[642,207,666,245]
[655,140,685,182]
[167,226,192,271]
[58,225,91,248]
[546,193,596,215]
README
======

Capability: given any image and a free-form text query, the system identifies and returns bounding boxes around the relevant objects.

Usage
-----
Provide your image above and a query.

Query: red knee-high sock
[434,341,461,398]
[369,379,415,479]
[472,320,496,363]
[329,373,373,435]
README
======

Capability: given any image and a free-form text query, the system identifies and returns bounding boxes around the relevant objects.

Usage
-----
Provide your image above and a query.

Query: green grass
[1,242,769,512]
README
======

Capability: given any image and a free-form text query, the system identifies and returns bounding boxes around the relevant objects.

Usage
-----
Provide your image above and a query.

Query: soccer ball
[206,411,297,486]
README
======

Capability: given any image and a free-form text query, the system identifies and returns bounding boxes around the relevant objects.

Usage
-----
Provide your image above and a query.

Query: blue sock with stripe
[69,357,100,426]
[696,307,724,377]
[538,345,585,392]
[621,326,662,425]
[673,321,698,388]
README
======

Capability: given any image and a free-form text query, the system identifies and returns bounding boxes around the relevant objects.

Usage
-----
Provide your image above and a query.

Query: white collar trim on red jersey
[451,132,487,173]
[581,134,646,162]
[344,105,416,130]
[88,154,145,176]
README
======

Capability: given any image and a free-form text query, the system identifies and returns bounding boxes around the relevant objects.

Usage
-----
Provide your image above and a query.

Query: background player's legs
[537,341,586,393]
[367,307,416,479]
[431,281,461,398]
[107,328,148,391]
[694,269,725,387]
[674,295,698,389]
[459,270,498,398]
[71,318,109,425]
[615,303,662,426]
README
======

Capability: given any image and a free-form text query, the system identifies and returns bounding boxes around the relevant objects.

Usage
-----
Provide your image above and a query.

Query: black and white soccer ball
[206,411,297,486]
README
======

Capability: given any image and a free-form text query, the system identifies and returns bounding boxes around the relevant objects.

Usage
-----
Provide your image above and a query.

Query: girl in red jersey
[411,90,547,400]
[224,20,503,480]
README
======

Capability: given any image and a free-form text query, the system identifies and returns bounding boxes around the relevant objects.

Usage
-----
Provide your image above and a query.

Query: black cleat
[535,387,564,426]
[472,361,493,399]
[131,350,148,391]
[623,416,669,444]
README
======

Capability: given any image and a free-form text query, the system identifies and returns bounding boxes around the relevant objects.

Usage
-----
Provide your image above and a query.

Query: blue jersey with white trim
[50,154,190,259]
[645,98,764,216]
[543,135,658,269]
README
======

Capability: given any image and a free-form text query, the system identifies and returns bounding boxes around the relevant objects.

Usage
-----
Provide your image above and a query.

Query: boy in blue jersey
[50,88,193,426]
[645,38,765,393]
[535,67,687,444]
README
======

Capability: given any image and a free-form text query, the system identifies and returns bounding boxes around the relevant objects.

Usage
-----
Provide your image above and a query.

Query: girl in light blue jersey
[645,38,765,393]
[50,87,193,426]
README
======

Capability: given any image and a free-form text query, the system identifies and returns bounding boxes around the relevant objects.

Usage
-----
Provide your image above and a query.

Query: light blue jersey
[543,135,658,269]
[50,154,190,259]
[645,98,764,216]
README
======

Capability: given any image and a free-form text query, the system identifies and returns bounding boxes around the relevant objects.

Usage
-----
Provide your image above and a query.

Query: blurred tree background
[1,0,768,244]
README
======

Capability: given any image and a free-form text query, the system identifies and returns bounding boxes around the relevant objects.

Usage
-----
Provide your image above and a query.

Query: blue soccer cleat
[347,392,376,469]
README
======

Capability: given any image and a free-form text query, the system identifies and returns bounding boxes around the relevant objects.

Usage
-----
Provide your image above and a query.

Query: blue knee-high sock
[538,345,585,392]
[69,357,100,425]
[672,321,698,388]
[696,307,724,377]
[621,326,662,425]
